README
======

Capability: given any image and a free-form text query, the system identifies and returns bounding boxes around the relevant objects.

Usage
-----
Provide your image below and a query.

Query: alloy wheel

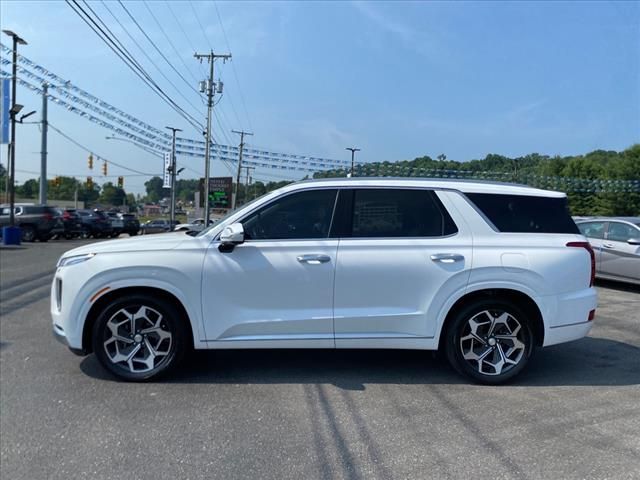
[103,305,173,374]
[459,309,526,376]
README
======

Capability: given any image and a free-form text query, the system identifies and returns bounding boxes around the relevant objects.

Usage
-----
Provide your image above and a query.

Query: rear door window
[466,193,579,234]
[335,189,457,238]
[577,221,606,239]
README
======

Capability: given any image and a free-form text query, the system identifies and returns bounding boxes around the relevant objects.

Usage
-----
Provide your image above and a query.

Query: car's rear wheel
[92,294,188,381]
[445,299,534,385]
[20,225,36,242]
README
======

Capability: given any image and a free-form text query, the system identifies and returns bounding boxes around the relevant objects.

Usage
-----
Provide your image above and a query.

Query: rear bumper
[544,320,594,347]
[541,286,598,347]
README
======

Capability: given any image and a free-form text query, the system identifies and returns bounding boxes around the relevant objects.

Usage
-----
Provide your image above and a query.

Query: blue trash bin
[2,226,21,245]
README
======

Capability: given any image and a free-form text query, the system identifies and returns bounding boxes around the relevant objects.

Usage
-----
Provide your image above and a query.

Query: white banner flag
[163,152,171,189]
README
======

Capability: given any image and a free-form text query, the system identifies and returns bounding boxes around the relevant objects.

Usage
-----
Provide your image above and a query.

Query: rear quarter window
[466,193,579,234]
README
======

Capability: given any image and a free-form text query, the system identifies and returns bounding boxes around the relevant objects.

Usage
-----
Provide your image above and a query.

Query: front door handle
[603,243,614,249]
[430,253,464,264]
[297,254,331,265]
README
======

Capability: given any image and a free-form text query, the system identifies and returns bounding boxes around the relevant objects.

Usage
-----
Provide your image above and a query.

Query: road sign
[199,177,232,208]
[163,152,171,189]
[1,78,9,145]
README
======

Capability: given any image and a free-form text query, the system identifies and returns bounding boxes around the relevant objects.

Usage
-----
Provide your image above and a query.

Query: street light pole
[346,147,360,177]
[3,30,27,230]
[39,83,48,204]
[165,126,182,227]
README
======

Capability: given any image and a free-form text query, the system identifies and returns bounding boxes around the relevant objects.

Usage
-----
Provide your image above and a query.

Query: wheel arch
[82,286,195,354]
[437,288,545,351]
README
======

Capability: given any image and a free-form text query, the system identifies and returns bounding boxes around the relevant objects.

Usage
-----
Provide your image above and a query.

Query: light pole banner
[163,152,171,188]
[1,77,9,144]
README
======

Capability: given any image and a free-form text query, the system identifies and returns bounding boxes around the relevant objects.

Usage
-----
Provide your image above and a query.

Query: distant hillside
[313,145,640,216]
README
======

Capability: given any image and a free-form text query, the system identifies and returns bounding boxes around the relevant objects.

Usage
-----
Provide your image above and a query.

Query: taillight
[62,211,71,219]
[44,213,53,221]
[567,241,595,287]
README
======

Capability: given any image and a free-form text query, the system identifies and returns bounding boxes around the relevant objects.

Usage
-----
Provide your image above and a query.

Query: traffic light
[87,176,93,188]
[53,176,61,187]
[102,161,108,176]
[117,176,124,188]
[88,154,93,169]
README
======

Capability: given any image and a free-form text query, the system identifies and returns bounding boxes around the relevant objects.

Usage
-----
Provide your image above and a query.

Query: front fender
[64,266,206,350]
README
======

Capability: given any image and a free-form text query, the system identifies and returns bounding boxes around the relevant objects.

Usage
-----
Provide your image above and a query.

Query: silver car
[576,217,640,285]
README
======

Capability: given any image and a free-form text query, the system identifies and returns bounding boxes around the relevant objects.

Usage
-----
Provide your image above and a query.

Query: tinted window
[577,221,606,239]
[242,189,337,240]
[607,222,639,242]
[348,189,457,238]
[467,193,579,234]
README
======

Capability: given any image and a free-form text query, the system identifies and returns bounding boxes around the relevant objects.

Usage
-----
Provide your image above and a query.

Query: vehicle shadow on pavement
[79,336,639,388]
[595,279,640,294]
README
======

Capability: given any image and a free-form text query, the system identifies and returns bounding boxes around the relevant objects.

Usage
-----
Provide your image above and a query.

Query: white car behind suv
[51,178,597,384]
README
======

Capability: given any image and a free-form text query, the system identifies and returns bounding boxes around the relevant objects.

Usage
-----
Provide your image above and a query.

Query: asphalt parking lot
[1,239,639,480]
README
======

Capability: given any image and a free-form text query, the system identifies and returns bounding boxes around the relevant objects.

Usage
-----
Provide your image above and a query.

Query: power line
[117,0,203,100]
[164,1,207,78]
[142,0,202,87]
[65,0,202,131]
[99,0,203,114]
[48,122,156,176]
[213,1,253,131]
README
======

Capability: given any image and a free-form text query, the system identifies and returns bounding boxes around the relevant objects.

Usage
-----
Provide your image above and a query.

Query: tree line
[2,145,638,215]
[314,145,640,216]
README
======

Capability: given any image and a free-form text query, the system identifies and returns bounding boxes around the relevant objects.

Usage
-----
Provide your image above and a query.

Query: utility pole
[39,83,48,204]
[244,166,255,202]
[194,51,231,225]
[231,129,253,209]
[346,147,360,177]
[165,126,182,227]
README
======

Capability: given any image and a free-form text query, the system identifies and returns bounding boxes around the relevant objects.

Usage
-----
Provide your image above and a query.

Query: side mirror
[219,222,244,252]
[627,238,640,246]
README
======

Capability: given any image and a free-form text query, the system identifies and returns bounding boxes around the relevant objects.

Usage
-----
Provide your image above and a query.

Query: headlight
[56,253,96,268]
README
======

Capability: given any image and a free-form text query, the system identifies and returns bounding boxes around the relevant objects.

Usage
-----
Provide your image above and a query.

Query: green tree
[99,182,126,206]
[144,176,165,203]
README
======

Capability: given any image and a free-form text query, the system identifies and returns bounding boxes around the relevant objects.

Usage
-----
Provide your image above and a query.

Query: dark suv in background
[0,204,64,242]
[120,213,140,236]
[55,208,83,239]
[77,209,114,238]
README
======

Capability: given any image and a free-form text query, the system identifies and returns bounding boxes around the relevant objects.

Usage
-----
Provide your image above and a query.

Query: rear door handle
[430,253,464,264]
[297,254,331,265]
[603,243,614,249]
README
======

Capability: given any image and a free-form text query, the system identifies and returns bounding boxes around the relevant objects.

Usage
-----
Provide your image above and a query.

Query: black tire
[92,294,188,381]
[444,299,534,385]
[21,225,36,242]
[129,231,138,236]
[38,234,50,242]
[80,228,91,239]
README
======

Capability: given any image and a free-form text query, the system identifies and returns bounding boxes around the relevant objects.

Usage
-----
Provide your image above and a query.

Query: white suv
[51,178,597,384]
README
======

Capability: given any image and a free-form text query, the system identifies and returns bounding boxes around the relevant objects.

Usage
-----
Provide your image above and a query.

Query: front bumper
[53,324,89,356]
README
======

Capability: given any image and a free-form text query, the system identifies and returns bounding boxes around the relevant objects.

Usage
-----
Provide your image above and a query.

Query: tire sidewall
[92,294,187,381]
[445,299,534,385]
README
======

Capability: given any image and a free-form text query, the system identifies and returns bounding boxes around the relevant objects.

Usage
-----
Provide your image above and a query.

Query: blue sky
[1,0,638,194]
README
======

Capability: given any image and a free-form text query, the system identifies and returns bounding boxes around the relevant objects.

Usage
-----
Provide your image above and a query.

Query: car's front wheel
[445,299,534,385]
[92,294,188,381]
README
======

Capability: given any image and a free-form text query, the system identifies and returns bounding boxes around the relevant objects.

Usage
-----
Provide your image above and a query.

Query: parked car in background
[120,213,140,236]
[173,218,215,233]
[0,204,64,242]
[76,209,114,239]
[52,178,597,384]
[140,219,178,234]
[106,212,124,238]
[55,208,83,239]
[576,217,640,285]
